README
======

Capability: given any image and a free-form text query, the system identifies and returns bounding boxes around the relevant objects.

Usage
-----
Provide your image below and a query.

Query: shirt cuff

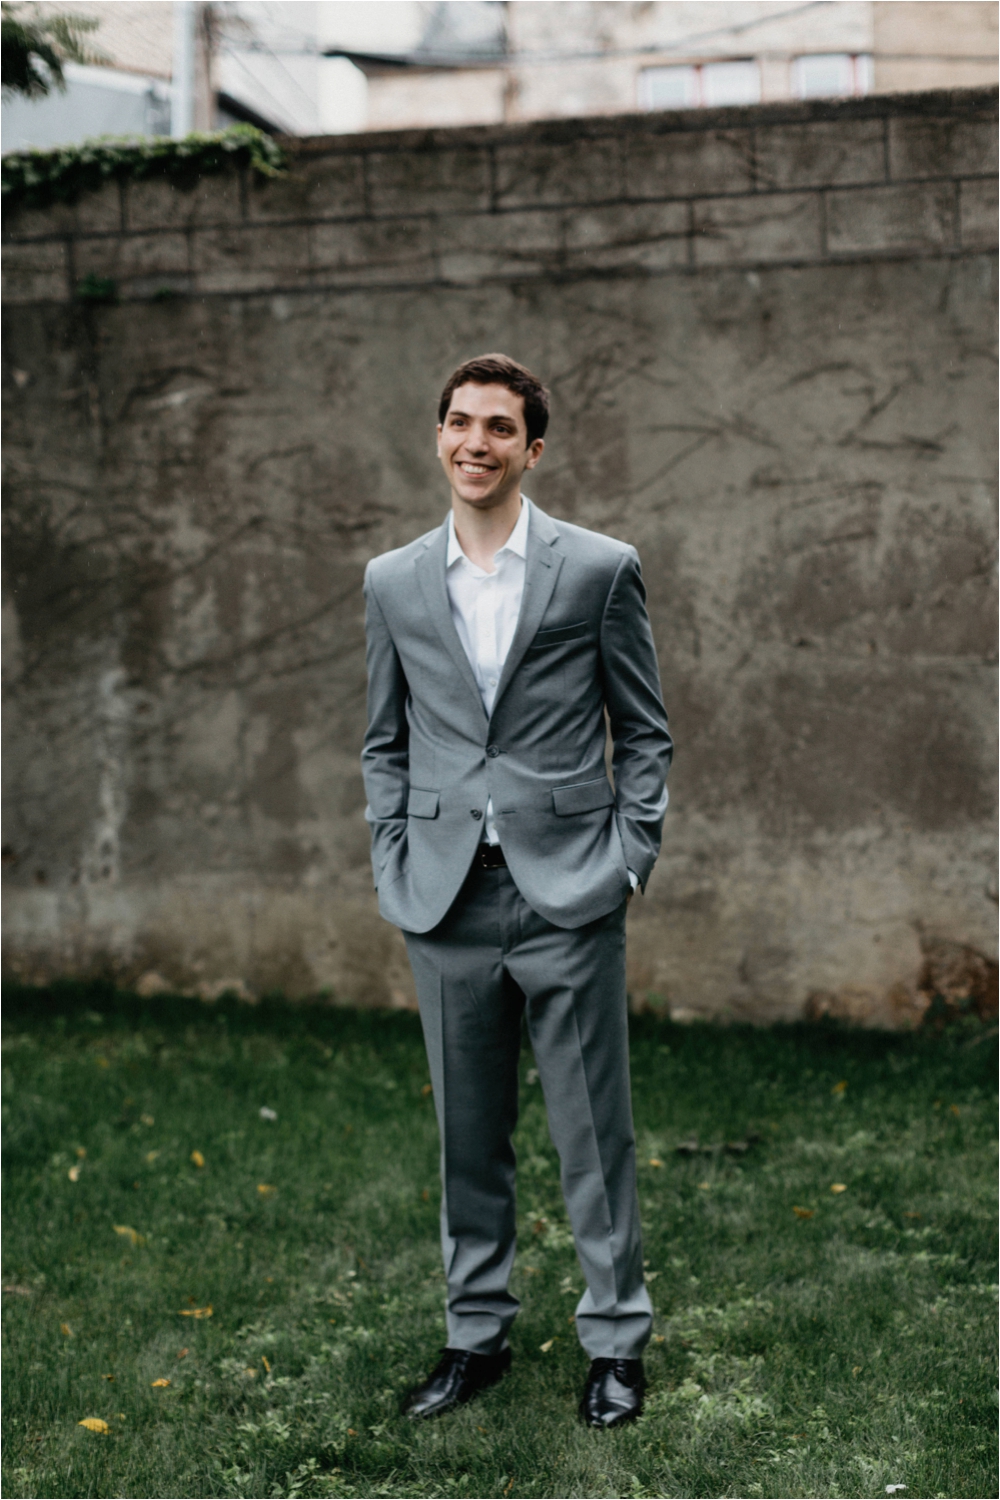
[627,869,639,892]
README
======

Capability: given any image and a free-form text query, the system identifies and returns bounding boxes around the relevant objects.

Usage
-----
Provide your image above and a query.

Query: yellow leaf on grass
[113,1225,142,1247]
[793,1206,815,1219]
[177,1349,189,1359]
[60,1323,73,1337]
[949,1104,960,1117]
[421,1083,433,1096]
[78,1417,109,1434]
[244,1367,257,1377]
[140,1115,154,1126]
[145,1151,160,1164]
[190,1150,205,1168]
[261,1355,271,1373]
[68,1165,82,1182]
[102,1374,114,1381]
[831,1080,847,1095]
[151,1378,170,1388]
[178,1305,213,1318]
[648,1158,663,1168]
[831,1183,847,1194]
[76,1147,87,1158]
[697,1181,710,1190]
[257,1183,276,1196]
[539,1339,555,1353]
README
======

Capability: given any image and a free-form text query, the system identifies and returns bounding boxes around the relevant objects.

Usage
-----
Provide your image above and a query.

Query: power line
[225,1,838,67]
[391,0,838,66]
[215,0,993,72]
[237,38,1000,69]
[215,1,323,125]
[323,46,998,69]
[235,36,318,115]
[217,44,308,130]
[328,0,837,66]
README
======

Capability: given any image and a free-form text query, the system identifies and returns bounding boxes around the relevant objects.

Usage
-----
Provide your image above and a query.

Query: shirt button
[486,744,500,758]
[470,809,483,820]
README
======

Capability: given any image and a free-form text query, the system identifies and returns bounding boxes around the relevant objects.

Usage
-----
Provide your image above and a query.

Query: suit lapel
[490,503,563,721]
[414,520,488,719]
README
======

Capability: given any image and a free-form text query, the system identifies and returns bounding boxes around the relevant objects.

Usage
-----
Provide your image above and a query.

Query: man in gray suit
[362,354,672,1427]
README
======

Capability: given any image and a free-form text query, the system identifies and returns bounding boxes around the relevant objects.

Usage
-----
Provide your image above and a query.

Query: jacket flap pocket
[407,788,440,819]
[528,620,588,651]
[551,778,615,816]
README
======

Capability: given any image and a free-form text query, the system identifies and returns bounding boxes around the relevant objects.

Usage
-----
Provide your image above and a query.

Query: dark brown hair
[438,353,550,445]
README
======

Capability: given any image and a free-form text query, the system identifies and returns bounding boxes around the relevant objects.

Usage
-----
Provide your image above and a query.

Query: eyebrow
[446,409,517,423]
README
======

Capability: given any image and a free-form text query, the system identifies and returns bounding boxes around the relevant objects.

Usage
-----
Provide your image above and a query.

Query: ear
[524,438,545,469]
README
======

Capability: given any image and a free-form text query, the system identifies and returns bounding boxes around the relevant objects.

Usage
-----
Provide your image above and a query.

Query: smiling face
[436,382,545,512]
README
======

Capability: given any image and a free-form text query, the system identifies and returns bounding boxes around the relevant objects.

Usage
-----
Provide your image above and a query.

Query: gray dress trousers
[404,863,654,1360]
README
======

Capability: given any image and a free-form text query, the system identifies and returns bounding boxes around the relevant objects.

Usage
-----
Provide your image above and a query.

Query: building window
[791,53,873,99]
[638,59,761,112]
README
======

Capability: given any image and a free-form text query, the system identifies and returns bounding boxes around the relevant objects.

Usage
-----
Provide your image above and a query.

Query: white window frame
[791,53,874,100]
[638,58,762,112]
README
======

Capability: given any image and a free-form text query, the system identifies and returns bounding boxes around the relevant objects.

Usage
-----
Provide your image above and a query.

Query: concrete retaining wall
[3,89,997,1021]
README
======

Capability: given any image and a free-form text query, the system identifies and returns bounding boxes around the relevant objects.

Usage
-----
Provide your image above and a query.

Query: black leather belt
[475,844,507,869]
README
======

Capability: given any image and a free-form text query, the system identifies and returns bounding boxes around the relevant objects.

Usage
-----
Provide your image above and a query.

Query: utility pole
[172,0,196,137]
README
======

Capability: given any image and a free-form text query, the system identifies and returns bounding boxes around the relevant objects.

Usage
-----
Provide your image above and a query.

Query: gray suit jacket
[362,502,672,933]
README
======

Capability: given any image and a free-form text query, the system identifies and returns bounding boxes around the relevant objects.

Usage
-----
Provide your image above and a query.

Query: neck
[452,489,523,573]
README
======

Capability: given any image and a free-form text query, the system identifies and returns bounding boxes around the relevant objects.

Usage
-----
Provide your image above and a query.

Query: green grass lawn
[2,982,996,1500]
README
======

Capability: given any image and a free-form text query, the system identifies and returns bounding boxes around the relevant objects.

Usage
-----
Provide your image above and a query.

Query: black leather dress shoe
[402,1346,512,1420]
[579,1357,646,1428]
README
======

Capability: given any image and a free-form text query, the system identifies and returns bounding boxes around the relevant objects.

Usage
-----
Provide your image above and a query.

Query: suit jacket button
[470,809,483,820]
[486,744,500,758]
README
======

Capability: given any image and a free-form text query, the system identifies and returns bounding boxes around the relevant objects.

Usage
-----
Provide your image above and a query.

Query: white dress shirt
[445,498,639,891]
[446,495,530,844]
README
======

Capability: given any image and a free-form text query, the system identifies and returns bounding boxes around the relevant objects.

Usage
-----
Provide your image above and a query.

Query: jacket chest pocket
[526,620,589,653]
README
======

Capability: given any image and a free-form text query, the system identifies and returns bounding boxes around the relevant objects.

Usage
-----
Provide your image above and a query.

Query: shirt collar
[447,495,531,570]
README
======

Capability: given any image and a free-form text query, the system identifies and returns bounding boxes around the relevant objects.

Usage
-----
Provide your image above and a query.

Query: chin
[455,481,500,505]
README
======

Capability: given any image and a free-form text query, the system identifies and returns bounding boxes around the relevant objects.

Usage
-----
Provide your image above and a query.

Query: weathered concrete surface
[3,90,997,1021]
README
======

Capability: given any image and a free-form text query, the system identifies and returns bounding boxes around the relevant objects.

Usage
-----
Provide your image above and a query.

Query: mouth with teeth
[457,462,498,476]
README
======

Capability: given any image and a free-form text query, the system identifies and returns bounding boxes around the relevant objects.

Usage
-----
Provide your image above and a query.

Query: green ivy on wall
[1,123,285,213]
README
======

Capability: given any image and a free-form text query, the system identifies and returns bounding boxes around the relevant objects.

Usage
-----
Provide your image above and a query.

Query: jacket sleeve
[361,566,409,886]
[599,547,673,890]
